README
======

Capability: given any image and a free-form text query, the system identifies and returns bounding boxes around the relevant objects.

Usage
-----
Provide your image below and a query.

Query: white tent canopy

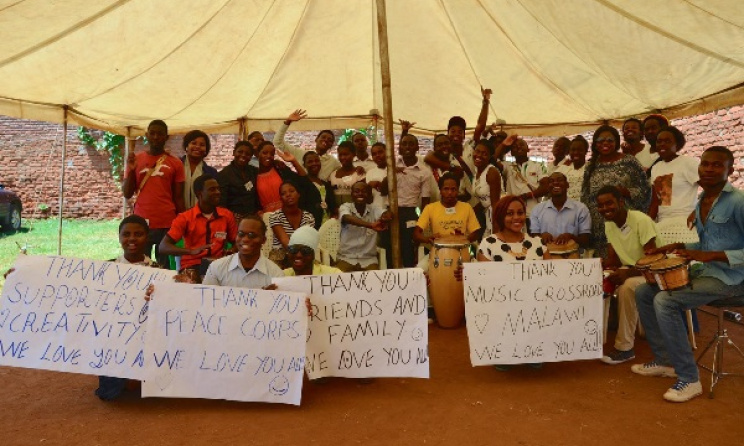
[1,0,744,136]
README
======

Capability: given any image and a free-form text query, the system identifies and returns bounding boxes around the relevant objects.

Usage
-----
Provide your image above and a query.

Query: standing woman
[217,141,259,223]
[181,130,218,209]
[254,141,309,213]
[471,139,502,236]
[268,182,316,266]
[330,141,365,206]
[555,135,588,202]
[303,151,338,229]
[582,125,651,258]
[648,126,699,244]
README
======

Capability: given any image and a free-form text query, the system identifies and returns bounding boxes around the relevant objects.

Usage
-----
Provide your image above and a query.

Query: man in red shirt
[159,175,238,273]
[122,120,185,265]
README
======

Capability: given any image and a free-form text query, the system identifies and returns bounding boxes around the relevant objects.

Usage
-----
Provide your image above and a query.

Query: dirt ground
[2,308,743,446]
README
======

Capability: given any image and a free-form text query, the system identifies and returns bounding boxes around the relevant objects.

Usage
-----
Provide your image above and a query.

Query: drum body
[650,258,689,291]
[546,240,580,259]
[635,253,666,285]
[428,236,471,328]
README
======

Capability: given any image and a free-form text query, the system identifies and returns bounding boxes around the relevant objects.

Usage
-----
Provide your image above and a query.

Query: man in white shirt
[203,215,284,288]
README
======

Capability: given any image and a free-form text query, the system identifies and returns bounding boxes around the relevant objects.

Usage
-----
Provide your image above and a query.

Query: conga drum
[428,235,471,328]
[650,257,690,291]
[635,253,666,285]
[546,240,580,259]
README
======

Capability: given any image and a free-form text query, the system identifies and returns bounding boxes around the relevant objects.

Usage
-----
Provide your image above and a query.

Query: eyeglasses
[237,231,261,239]
[287,245,314,256]
[595,138,615,144]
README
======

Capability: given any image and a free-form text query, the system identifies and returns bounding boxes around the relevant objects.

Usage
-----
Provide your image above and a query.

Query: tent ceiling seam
[683,0,744,30]
[0,0,133,69]
[478,0,601,120]
[165,0,276,121]
[0,0,26,14]
[597,0,744,69]
[75,0,233,105]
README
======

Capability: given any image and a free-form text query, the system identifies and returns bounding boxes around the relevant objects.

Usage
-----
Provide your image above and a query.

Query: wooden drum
[428,236,471,328]
[546,240,580,259]
[650,257,690,291]
[635,253,666,285]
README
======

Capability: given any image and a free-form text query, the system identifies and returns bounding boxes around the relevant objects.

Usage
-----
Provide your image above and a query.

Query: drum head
[546,240,579,254]
[433,235,470,249]
[636,253,666,269]
[649,257,687,272]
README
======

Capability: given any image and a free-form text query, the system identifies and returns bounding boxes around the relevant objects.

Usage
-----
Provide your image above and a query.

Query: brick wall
[1,107,743,219]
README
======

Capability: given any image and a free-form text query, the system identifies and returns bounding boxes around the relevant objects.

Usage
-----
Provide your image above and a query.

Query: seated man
[203,215,284,287]
[336,181,392,272]
[596,185,657,365]
[284,226,341,276]
[414,172,481,246]
[633,146,744,402]
[529,172,591,250]
[159,175,237,274]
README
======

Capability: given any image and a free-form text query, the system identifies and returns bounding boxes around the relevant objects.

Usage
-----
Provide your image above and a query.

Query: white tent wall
[1,0,744,136]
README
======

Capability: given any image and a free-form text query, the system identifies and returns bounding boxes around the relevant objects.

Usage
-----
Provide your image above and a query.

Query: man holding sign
[202,215,283,288]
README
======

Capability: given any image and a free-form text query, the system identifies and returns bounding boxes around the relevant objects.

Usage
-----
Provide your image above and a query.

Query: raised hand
[481,86,492,101]
[286,109,307,123]
[398,119,416,133]
[503,134,519,146]
[275,148,297,163]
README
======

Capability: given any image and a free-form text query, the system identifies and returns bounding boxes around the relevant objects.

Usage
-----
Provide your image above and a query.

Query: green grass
[0,219,122,291]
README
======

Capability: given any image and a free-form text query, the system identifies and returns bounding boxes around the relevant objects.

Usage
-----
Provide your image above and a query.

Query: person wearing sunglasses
[283,226,341,276]
[581,125,651,258]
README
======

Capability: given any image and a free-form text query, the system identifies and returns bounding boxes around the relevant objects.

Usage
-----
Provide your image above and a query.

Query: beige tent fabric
[1,0,743,136]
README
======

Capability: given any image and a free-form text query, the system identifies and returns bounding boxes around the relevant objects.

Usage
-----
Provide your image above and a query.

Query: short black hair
[147,119,168,133]
[119,215,149,234]
[438,172,460,189]
[371,142,386,150]
[703,146,734,167]
[643,114,669,129]
[571,135,589,151]
[657,125,686,150]
[234,140,252,153]
[183,130,211,156]
[622,118,644,132]
[595,185,623,201]
[316,130,335,140]
[193,174,216,195]
[239,214,267,234]
[302,150,318,164]
[448,116,466,130]
[337,141,355,153]
[474,138,495,156]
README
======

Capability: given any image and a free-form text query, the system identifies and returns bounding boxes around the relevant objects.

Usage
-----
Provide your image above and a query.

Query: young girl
[330,141,365,206]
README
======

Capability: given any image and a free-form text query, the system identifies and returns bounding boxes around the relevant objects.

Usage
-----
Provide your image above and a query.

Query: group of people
[102,90,744,404]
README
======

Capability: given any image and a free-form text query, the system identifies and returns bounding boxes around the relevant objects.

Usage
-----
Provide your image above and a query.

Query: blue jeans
[636,277,744,382]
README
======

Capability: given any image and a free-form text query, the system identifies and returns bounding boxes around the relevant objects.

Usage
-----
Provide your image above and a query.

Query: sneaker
[600,349,635,365]
[527,362,544,370]
[663,380,702,402]
[631,361,677,378]
[493,364,512,372]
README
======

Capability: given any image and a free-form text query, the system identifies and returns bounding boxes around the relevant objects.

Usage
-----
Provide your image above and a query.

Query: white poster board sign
[463,259,603,366]
[273,269,429,380]
[0,255,170,379]
[142,281,308,405]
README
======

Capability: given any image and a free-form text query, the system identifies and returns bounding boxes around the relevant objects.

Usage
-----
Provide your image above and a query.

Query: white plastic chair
[317,218,341,265]
[261,212,274,259]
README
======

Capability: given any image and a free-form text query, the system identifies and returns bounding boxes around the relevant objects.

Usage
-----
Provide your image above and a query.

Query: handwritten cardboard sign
[142,281,308,405]
[0,255,170,379]
[463,259,603,366]
[274,269,429,380]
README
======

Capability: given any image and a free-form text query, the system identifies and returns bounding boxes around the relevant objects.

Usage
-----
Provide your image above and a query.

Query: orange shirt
[166,206,238,269]
[256,169,284,212]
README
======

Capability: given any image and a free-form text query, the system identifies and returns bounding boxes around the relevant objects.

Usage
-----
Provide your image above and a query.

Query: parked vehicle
[0,184,22,232]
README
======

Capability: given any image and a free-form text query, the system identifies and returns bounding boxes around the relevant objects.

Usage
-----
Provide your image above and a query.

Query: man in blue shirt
[529,172,591,249]
[633,146,744,402]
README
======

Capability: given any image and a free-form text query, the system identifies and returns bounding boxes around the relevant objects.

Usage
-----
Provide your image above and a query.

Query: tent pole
[376,0,401,268]
[57,106,68,255]
[238,118,247,140]
[123,126,132,218]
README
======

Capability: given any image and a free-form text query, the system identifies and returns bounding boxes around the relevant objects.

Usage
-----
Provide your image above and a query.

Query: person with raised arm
[274,109,341,181]
[471,139,502,236]
[493,135,549,216]
[122,120,185,266]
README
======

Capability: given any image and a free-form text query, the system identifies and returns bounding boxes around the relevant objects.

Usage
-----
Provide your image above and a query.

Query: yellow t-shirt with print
[416,201,480,236]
